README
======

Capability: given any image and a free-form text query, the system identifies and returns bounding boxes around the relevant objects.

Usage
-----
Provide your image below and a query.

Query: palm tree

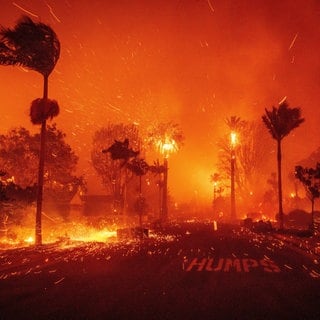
[262,101,304,229]
[225,116,244,221]
[147,122,184,221]
[0,16,60,245]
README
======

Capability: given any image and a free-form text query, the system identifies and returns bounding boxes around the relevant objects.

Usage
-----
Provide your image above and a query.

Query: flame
[24,236,34,244]
[156,136,178,158]
[230,131,237,147]
[0,215,118,249]
[68,228,117,242]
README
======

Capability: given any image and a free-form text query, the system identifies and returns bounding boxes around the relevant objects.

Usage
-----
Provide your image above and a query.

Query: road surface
[1,222,320,319]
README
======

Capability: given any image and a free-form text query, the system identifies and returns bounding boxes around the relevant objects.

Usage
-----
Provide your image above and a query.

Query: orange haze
[0,0,320,204]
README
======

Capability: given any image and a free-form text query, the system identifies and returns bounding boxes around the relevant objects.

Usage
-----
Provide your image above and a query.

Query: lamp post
[230,131,237,222]
[158,138,177,222]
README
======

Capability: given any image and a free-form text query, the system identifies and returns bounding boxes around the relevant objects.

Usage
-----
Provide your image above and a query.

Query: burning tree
[0,16,60,245]
[217,119,273,214]
[147,122,184,221]
[262,100,304,229]
[295,163,320,232]
[91,123,141,214]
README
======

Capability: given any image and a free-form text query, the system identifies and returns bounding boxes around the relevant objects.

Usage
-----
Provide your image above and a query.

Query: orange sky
[1,0,320,203]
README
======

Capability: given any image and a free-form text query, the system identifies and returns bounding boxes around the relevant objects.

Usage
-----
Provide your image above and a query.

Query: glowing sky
[0,0,320,202]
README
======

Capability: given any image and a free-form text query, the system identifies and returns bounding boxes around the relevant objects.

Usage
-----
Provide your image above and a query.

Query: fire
[0,217,118,249]
[68,228,117,243]
[24,236,34,244]
[156,136,178,158]
[230,131,237,147]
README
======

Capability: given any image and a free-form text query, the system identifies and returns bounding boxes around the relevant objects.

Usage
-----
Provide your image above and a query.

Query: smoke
[0,0,319,203]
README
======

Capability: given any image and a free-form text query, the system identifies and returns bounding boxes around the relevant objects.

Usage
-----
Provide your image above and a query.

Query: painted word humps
[185,258,281,273]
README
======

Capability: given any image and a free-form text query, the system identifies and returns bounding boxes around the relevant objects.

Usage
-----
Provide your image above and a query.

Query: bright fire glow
[230,131,237,147]
[24,236,34,244]
[0,215,118,249]
[69,229,117,243]
[156,136,178,158]
[0,1,318,220]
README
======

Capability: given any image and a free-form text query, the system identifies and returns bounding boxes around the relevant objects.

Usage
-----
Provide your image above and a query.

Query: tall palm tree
[225,116,244,221]
[0,16,60,245]
[147,122,184,221]
[225,116,245,133]
[262,101,304,229]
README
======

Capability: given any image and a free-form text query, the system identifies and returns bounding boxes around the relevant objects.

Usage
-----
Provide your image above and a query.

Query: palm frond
[0,15,60,76]
[225,116,245,132]
[262,101,304,141]
[30,98,60,124]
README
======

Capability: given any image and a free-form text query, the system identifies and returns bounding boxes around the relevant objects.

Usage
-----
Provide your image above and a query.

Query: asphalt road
[1,222,320,320]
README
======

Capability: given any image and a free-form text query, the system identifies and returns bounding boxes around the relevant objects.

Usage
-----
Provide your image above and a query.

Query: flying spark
[278,96,287,105]
[46,2,61,23]
[12,2,38,18]
[289,33,298,51]
[207,0,215,13]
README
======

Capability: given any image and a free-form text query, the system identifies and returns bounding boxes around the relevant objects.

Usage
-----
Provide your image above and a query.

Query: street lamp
[157,137,178,221]
[230,131,237,221]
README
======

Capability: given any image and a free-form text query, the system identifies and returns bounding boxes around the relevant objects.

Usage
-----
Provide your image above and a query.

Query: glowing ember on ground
[0,221,118,248]
[68,229,117,243]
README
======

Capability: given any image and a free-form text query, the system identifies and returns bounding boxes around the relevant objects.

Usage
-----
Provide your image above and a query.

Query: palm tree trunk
[35,75,48,246]
[277,139,284,230]
[230,149,236,221]
[162,158,168,221]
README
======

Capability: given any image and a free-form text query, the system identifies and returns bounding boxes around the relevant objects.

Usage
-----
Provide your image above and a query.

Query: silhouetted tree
[0,125,83,208]
[0,16,60,245]
[0,127,38,187]
[262,101,304,229]
[0,171,38,231]
[225,116,245,134]
[103,138,139,163]
[295,163,320,232]
[92,123,141,213]
[127,158,149,228]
